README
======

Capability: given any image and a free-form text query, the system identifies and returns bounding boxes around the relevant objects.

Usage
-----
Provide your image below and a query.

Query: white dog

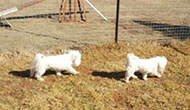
[30,50,81,81]
[125,53,167,83]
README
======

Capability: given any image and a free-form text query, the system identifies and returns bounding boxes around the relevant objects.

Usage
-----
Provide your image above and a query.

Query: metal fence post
[115,0,120,43]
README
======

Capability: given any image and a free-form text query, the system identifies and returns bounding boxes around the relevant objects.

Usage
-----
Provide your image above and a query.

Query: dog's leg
[158,67,165,75]
[132,74,138,79]
[143,74,148,80]
[125,76,131,83]
[67,66,79,75]
[156,74,162,78]
[56,71,62,76]
[35,74,44,81]
[154,69,162,78]
[155,72,162,78]
[34,69,46,81]
[30,69,35,77]
[125,70,134,83]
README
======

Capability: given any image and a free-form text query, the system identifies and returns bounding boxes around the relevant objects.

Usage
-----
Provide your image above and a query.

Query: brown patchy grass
[0,40,190,110]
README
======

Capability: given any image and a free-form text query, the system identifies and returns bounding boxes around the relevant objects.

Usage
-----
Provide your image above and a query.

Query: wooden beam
[17,0,44,10]
[0,0,44,17]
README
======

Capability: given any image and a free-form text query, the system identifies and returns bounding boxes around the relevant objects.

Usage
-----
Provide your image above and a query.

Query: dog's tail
[126,53,139,70]
[30,53,45,77]
[127,53,139,62]
[158,56,168,74]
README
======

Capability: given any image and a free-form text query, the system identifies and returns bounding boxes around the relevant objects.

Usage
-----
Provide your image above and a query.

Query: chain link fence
[0,0,190,45]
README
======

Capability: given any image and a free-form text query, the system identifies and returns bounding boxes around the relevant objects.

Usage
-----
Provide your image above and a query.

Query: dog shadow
[92,71,126,81]
[9,69,31,78]
[92,71,158,82]
[9,69,70,78]
[134,72,158,80]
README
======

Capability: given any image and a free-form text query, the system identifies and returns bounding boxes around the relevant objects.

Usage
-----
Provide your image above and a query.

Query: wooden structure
[0,0,44,27]
[0,0,44,17]
[58,0,87,22]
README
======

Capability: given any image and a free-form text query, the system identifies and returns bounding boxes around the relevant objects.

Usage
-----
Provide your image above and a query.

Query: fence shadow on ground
[0,22,11,28]
[133,20,190,40]
[9,69,70,78]
[0,11,88,28]
[0,13,60,28]
[0,11,89,21]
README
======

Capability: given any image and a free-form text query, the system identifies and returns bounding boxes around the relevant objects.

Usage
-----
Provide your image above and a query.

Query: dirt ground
[0,0,189,53]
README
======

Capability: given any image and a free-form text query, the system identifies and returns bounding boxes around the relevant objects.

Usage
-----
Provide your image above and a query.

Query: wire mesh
[0,0,190,42]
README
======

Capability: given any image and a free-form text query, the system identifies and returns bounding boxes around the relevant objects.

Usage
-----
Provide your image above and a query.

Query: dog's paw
[156,74,162,78]
[37,77,44,81]
[125,79,129,83]
[143,77,147,80]
[73,71,79,75]
[143,75,148,80]
[56,72,62,76]
[132,75,138,79]
[143,76,147,80]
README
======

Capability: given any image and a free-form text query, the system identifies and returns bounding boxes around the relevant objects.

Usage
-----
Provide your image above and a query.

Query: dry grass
[0,0,189,109]
[0,40,190,110]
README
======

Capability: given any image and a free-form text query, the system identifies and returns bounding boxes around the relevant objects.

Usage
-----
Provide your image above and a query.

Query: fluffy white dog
[125,53,167,83]
[30,50,81,81]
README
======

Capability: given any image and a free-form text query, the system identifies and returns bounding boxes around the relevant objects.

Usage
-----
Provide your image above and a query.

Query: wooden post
[62,0,68,22]
[17,0,44,10]
[77,0,83,21]
[74,0,78,22]
[59,0,87,22]
[69,0,72,21]
[58,0,64,22]
[80,0,87,21]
